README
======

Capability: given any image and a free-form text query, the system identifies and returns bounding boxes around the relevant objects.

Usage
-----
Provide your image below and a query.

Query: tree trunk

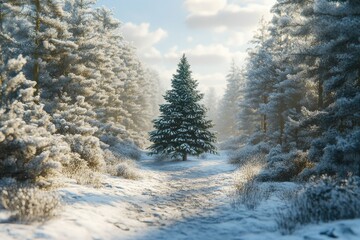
[318,79,323,110]
[262,95,268,133]
[182,153,187,161]
[279,111,285,145]
[262,114,267,133]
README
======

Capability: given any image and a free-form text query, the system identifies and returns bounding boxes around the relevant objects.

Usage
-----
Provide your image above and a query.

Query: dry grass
[233,158,268,209]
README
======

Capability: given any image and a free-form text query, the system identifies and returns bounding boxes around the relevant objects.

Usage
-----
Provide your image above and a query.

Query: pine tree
[0,55,76,185]
[216,61,243,140]
[148,55,217,161]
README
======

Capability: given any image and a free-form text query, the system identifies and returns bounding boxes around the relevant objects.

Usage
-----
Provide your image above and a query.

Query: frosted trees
[235,0,360,179]
[0,56,75,185]
[306,0,360,175]
[0,1,164,184]
[149,55,217,161]
[240,21,275,138]
[216,61,243,140]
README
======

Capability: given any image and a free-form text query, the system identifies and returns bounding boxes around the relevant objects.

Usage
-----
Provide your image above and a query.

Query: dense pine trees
[149,55,217,161]
[225,0,360,178]
[0,1,161,183]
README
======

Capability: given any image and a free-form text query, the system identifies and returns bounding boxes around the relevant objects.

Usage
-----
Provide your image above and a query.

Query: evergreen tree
[0,55,77,185]
[148,55,217,161]
[240,20,275,137]
[216,61,243,140]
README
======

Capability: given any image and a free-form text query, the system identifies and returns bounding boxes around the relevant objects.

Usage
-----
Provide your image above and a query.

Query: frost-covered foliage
[230,0,360,180]
[0,184,61,222]
[277,176,360,234]
[148,55,217,161]
[0,56,75,186]
[0,1,160,184]
[62,157,102,187]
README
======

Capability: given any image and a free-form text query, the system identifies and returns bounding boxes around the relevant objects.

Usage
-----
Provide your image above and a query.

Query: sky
[96,0,276,96]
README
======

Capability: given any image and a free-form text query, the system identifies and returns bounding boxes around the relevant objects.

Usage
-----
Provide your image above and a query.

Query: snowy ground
[1,152,360,240]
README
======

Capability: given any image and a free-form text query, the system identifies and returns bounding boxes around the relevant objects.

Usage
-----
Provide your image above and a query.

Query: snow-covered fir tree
[0,55,77,185]
[148,55,217,161]
[240,20,275,138]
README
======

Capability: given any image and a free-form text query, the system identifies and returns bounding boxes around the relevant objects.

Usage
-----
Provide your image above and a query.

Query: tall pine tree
[148,55,216,161]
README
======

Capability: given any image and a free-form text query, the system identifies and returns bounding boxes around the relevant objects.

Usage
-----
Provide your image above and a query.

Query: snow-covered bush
[113,161,141,180]
[0,185,61,222]
[277,175,360,234]
[104,150,141,180]
[62,157,102,188]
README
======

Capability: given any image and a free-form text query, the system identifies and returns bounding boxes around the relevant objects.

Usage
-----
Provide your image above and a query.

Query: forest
[0,0,360,240]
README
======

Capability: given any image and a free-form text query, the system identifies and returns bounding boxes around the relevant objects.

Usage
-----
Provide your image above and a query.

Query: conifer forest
[0,1,360,239]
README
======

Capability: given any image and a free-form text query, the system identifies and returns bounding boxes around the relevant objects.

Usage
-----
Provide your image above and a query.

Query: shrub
[0,185,61,223]
[276,175,360,234]
[104,150,141,180]
[62,157,102,188]
[114,162,141,180]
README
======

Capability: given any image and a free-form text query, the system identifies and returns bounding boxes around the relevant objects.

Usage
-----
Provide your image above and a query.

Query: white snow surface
[1,152,360,240]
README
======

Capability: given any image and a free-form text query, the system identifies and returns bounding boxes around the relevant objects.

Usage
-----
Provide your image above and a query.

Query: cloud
[120,22,167,63]
[120,22,167,50]
[185,0,227,15]
[185,1,275,31]
[186,5,268,30]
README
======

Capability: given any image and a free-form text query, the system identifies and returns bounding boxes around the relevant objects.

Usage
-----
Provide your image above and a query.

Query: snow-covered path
[2,153,360,240]
[0,153,267,240]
